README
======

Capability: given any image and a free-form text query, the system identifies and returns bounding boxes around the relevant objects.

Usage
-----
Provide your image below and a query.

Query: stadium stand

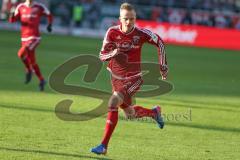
[1,0,240,30]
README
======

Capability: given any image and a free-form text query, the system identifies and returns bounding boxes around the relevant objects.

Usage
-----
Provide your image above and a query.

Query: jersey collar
[119,24,135,35]
[24,1,36,7]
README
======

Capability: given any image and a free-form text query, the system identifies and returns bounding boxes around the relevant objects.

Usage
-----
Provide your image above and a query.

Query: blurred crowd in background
[1,0,240,30]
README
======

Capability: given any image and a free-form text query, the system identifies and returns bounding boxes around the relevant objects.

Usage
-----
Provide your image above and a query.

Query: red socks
[101,106,155,148]
[101,110,118,148]
[32,64,44,81]
[133,105,155,118]
[22,58,32,73]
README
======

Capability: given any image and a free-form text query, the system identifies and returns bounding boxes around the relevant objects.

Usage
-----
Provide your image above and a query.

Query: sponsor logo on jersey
[118,40,133,51]
[133,36,140,45]
[22,14,38,18]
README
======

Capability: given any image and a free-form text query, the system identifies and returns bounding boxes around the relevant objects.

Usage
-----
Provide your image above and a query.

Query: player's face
[119,9,136,33]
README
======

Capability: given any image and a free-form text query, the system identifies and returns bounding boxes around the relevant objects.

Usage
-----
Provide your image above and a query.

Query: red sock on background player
[32,64,44,81]
[27,51,44,81]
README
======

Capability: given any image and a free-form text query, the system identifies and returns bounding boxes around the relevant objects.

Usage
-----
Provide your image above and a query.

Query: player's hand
[160,64,168,80]
[112,48,120,57]
[47,24,52,32]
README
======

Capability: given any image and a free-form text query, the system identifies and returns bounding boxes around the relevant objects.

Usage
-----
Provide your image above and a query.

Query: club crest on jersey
[132,36,140,45]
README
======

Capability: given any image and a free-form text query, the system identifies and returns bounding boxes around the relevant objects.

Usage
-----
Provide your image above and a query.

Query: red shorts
[19,39,40,64]
[22,38,41,51]
[111,76,143,109]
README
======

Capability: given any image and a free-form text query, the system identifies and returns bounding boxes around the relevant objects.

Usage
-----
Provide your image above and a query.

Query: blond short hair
[120,3,135,12]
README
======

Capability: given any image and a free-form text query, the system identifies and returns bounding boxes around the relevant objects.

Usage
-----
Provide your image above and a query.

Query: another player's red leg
[32,63,44,81]
[29,50,44,81]
[29,50,46,91]
[18,46,33,84]
[18,46,31,73]
[28,39,45,81]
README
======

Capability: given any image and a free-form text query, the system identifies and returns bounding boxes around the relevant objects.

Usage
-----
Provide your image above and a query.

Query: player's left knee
[108,92,123,108]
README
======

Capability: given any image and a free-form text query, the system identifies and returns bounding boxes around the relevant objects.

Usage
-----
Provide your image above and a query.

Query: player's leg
[101,92,123,146]
[121,98,155,119]
[123,105,164,129]
[28,50,46,91]
[18,46,31,71]
[17,45,32,83]
[91,92,123,155]
[122,77,164,128]
[28,50,44,81]
[122,78,154,118]
[28,39,46,91]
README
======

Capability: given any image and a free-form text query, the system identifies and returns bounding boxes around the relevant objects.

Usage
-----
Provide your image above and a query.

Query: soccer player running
[9,0,53,91]
[91,3,168,155]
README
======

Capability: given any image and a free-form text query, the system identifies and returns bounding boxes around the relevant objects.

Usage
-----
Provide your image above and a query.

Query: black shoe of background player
[25,71,32,84]
[39,80,46,91]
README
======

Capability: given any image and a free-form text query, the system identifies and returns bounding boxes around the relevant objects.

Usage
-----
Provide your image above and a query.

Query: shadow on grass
[140,99,240,112]
[0,103,53,113]
[160,98,240,108]
[1,103,240,133]
[160,102,239,113]
[167,122,240,133]
[0,147,112,160]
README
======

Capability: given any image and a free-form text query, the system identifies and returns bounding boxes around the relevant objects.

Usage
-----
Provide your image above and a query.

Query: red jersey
[9,2,53,41]
[100,25,167,79]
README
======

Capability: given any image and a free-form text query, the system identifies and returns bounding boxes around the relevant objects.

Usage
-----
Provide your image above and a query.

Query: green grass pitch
[0,30,240,160]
